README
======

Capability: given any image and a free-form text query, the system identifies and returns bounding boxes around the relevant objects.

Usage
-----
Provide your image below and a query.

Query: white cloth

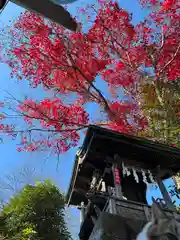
[133,168,139,183]
[122,162,131,177]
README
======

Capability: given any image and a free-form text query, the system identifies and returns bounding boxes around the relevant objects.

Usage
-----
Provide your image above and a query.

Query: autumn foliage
[0,0,179,154]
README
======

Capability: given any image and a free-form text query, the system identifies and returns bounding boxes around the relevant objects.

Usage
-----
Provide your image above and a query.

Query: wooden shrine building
[66,125,180,240]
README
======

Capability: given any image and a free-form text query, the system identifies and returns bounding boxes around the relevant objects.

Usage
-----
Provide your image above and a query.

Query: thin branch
[0,121,109,135]
[74,65,111,110]
[91,5,134,69]
[0,126,86,134]
[62,37,111,111]
[3,91,87,127]
[160,26,165,49]
[158,42,180,75]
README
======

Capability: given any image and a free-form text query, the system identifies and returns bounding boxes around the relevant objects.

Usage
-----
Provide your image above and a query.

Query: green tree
[135,77,180,193]
[0,180,71,240]
[137,77,180,147]
[0,235,7,240]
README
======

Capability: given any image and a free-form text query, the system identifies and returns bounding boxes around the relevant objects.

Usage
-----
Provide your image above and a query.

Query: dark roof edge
[87,125,180,154]
[0,0,8,12]
[66,155,79,205]
[66,126,94,205]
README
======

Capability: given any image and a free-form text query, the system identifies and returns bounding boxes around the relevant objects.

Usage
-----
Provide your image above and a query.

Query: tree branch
[0,126,86,134]
[4,91,87,127]
[63,37,111,112]
[158,42,180,75]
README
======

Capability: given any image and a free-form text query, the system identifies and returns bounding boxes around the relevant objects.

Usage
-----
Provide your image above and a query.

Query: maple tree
[0,0,179,166]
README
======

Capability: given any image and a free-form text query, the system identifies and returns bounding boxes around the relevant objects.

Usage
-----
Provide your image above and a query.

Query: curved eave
[66,155,79,206]
[0,0,8,12]
[66,127,94,205]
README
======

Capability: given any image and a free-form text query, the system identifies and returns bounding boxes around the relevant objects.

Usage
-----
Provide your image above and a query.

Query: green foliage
[138,78,180,147]
[173,173,180,196]
[138,77,180,201]
[0,180,71,240]
[0,235,7,240]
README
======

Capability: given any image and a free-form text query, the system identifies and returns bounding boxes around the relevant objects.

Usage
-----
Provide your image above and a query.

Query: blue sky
[0,0,179,238]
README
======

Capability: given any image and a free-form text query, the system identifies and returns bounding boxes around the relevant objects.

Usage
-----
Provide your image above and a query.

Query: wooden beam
[109,198,117,214]
[105,155,153,172]
[155,168,174,179]
[74,188,87,196]
[84,161,97,170]
[94,205,101,217]
[79,202,85,225]
[78,176,91,185]
[91,216,97,224]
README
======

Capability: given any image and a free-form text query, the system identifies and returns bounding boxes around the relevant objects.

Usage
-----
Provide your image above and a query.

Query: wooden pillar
[156,166,176,211]
[109,198,117,215]
[79,202,85,225]
[112,155,123,199]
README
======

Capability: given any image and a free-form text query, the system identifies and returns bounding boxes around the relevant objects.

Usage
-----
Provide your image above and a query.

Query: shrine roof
[66,125,180,206]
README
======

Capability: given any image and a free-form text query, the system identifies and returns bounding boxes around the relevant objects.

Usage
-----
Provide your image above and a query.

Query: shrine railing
[104,195,180,221]
[88,196,180,240]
